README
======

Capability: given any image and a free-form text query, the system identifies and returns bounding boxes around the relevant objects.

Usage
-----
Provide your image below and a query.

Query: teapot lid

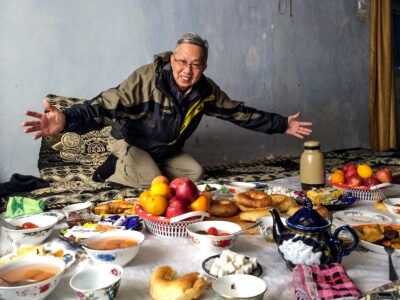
[286,198,330,231]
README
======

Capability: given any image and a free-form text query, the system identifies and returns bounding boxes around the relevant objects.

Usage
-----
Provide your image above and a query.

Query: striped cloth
[293,263,362,300]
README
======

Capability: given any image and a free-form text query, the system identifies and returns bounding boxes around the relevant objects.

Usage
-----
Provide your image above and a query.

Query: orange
[139,190,152,208]
[150,182,171,198]
[190,195,211,212]
[151,175,170,186]
[330,171,345,184]
[145,195,168,216]
[334,169,344,175]
[357,164,373,179]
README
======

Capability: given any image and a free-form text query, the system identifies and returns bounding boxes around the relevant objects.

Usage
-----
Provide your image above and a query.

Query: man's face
[170,43,207,92]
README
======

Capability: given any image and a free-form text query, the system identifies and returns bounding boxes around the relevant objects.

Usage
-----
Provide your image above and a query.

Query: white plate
[358,240,400,256]
[0,242,76,268]
[353,224,400,256]
[197,184,231,199]
[332,209,393,226]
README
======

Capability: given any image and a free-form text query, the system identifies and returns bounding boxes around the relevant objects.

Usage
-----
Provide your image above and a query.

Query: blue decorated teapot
[269,198,359,270]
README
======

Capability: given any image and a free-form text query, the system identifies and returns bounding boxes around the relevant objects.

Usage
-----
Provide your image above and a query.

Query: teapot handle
[331,225,359,263]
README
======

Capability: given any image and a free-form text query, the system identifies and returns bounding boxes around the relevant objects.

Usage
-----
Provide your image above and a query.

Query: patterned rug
[12,147,399,210]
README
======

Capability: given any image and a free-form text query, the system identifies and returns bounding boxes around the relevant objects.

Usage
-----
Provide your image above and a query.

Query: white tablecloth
[48,230,399,300]
[3,176,400,299]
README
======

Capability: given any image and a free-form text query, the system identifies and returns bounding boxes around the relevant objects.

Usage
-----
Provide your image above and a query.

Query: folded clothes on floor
[0,173,49,197]
[4,196,45,218]
[293,263,362,300]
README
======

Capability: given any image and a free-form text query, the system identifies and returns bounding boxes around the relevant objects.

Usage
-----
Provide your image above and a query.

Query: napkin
[293,263,361,300]
[4,196,45,218]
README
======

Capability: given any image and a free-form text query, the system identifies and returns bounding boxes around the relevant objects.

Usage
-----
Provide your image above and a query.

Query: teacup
[70,263,123,300]
[62,202,93,220]
[256,216,286,242]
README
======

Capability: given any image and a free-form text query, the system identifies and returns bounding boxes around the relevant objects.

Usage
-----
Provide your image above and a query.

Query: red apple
[175,178,199,203]
[345,168,358,181]
[168,196,182,205]
[343,162,357,173]
[169,178,186,195]
[376,168,393,183]
[347,174,363,186]
[165,199,190,218]
[364,176,381,187]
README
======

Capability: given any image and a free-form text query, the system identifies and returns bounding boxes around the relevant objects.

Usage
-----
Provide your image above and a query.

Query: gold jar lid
[304,141,320,150]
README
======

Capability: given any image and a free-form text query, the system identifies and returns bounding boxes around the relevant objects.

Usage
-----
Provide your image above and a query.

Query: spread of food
[0,171,397,299]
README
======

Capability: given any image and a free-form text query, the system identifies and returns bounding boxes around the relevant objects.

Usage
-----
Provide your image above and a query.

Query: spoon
[0,277,38,287]
[384,246,399,281]
[0,217,15,230]
[231,221,262,236]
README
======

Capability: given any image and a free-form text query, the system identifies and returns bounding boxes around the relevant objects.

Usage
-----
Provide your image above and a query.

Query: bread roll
[210,199,238,217]
[149,266,207,300]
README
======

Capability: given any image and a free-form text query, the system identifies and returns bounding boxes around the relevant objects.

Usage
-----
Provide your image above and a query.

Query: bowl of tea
[81,230,145,266]
[0,255,66,300]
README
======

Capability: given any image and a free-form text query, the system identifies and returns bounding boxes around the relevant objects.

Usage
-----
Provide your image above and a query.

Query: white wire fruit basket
[135,205,209,238]
[328,181,392,202]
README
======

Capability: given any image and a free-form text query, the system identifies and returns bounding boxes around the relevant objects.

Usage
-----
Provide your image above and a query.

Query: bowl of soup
[3,214,59,246]
[81,230,145,266]
[0,255,66,300]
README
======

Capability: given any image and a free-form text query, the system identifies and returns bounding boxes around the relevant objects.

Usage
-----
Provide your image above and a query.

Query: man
[22,32,312,188]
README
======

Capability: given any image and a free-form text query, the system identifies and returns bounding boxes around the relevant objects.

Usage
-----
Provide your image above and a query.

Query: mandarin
[139,190,152,208]
[330,171,345,184]
[145,195,168,216]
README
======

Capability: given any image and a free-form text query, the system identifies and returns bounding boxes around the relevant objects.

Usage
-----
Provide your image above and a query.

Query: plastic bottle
[300,141,325,190]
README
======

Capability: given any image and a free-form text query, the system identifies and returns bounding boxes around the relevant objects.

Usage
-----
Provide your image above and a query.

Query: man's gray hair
[175,32,209,63]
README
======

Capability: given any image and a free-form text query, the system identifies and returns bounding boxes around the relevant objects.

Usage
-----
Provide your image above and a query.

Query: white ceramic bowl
[196,184,222,200]
[82,230,145,266]
[212,274,267,300]
[62,201,93,219]
[0,255,66,300]
[383,198,400,219]
[256,216,286,242]
[70,263,123,300]
[186,220,242,253]
[225,182,256,194]
[3,214,59,246]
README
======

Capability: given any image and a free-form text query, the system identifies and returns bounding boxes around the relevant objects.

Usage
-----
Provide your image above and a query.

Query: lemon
[357,164,373,179]
[150,182,171,198]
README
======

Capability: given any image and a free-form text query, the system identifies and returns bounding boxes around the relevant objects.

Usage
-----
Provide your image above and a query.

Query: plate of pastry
[352,224,400,256]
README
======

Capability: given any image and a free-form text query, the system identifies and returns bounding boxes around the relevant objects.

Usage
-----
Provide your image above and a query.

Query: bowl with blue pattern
[81,230,145,266]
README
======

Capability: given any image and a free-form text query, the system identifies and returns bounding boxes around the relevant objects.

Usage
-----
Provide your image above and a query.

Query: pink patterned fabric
[293,263,362,300]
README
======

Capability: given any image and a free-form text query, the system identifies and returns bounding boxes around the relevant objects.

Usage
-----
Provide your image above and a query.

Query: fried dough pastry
[270,194,296,212]
[149,266,207,300]
[238,209,271,222]
[234,190,272,208]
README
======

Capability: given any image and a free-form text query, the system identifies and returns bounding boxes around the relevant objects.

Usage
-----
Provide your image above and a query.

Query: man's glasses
[173,55,204,70]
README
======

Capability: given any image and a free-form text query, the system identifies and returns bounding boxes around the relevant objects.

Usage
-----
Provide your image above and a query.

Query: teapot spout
[269,208,287,242]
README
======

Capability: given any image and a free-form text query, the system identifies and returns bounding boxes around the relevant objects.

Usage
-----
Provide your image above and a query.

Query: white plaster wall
[0,0,369,181]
